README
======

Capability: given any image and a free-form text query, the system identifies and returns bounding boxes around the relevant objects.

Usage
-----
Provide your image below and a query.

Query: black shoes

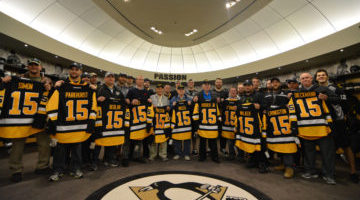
[121,159,129,167]
[212,158,220,164]
[10,173,22,183]
[350,173,359,183]
[258,163,269,174]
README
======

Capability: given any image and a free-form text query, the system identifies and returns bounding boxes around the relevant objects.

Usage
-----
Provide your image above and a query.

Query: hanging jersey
[152,106,170,143]
[235,103,262,153]
[95,98,130,146]
[288,91,332,140]
[193,100,221,139]
[262,105,297,153]
[221,98,239,139]
[171,100,192,140]
[0,76,47,138]
[46,82,97,143]
[129,103,154,140]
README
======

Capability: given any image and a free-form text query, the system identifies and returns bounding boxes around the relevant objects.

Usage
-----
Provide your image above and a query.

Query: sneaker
[121,159,129,167]
[48,172,63,182]
[108,161,119,167]
[284,167,294,179]
[322,176,336,185]
[34,167,52,175]
[258,163,268,174]
[148,157,155,161]
[88,163,98,171]
[103,161,109,167]
[10,173,22,183]
[184,156,191,161]
[301,172,319,179]
[192,149,198,156]
[220,148,228,157]
[350,173,359,183]
[173,155,180,160]
[70,170,83,179]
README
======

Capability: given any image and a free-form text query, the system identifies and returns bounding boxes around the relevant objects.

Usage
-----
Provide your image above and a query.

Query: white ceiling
[1,0,360,74]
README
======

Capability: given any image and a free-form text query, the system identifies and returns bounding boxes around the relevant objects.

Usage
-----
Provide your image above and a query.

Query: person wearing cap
[144,78,155,96]
[193,79,220,163]
[81,72,90,84]
[89,72,99,88]
[3,58,51,182]
[163,83,173,100]
[116,73,129,96]
[286,78,299,94]
[170,84,193,160]
[91,72,126,168]
[185,79,199,156]
[126,75,135,88]
[48,62,97,181]
[149,84,170,161]
[239,79,266,172]
[315,69,358,183]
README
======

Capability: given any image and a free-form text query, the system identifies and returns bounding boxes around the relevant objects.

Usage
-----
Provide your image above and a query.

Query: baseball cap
[243,80,253,86]
[202,79,210,84]
[156,83,164,88]
[89,72,97,77]
[178,84,185,89]
[119,73,127,77]
[286,77,298,83]
[105,72,115,77]
[28,58,41,66]
[271,77,280,82]
[69,62,83,70]
[144,78,150,82]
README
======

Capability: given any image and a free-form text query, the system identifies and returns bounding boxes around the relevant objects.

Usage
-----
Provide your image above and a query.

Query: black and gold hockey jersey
[288,91,332,140]
[235,103,262,153]
[95,97,130,146]
[171,100,192,140]
[129,103,154,140]
[151,106,170,143]
[221,98,239,139]
[262,105,297,153]
[0,76,47,138]
[46,81,97,143]
[193,100,221,139]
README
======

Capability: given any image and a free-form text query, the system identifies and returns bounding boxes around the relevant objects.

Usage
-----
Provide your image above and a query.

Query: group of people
[0,58,359,186]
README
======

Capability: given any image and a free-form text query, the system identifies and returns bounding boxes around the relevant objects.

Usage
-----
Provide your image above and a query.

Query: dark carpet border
[86,170,272,200]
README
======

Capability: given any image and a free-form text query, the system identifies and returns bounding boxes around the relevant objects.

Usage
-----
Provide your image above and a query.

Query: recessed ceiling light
[150,27,163,35]
[185,29,198,37]
[305,59,309,62]
[55,55,58,58]
[278,67,281,70]
[24,44,28,47]
[340,49,344,52]
[226,0,239,9]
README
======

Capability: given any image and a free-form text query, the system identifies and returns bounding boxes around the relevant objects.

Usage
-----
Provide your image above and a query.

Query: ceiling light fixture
[185,29,198,37]
[226,0,241,9]
[340,49,344,52]
[24,44,28,47]
[150,26,163,35]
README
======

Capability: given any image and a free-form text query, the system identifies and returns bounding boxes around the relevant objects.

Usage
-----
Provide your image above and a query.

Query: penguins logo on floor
[86,171,271,200]
[130,181,227,200]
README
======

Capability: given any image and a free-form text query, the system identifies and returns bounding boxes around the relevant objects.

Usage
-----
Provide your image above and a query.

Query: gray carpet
[0,147,359,200]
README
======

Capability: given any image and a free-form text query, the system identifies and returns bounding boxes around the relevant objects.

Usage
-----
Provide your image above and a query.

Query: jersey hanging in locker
[262,105,297,153]
[95,97,130,146]
[0,76,47,138]
[235,103,262,153]
[46,81,97,143]
[221,98,239,140]
[171,100,193,140]
[288,91,332,140]
[152,106,171,143]
[128,103,154,140]
[193,100,221,139]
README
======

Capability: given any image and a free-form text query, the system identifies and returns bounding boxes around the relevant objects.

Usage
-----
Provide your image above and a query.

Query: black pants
[81,139,92,165]
[92,146,117,163]
[219,136,227,151]
[143,137,150,159]
[199,137,218,160]
[53,143,82,173]
[303,135,335,178]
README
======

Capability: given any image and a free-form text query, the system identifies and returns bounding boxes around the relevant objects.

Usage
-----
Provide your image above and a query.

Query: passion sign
[154,73,187,81]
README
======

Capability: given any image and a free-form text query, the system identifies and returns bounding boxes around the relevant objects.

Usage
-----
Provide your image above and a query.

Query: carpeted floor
[0,146,359,200]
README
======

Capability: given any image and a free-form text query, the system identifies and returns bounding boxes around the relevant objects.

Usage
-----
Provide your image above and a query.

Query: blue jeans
[174,139,191,156]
